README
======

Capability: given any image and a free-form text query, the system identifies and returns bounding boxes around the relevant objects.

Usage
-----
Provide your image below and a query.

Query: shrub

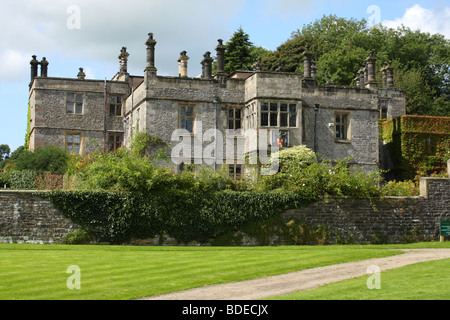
[381,180,420,197]
[61,229,92,245]
[15,146,69,174]
[10,170,37,190]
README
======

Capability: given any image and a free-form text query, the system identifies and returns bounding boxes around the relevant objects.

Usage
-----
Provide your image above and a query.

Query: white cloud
[0,0,245,81]
[0,50,30,82]
[382,4,450,39]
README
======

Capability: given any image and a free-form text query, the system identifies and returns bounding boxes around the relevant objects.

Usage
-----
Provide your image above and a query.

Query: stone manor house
[27,33,406,177]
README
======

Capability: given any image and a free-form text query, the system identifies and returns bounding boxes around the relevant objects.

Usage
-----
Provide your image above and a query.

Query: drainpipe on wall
[104,78,107,152]
[314,104,319,153]
[213,96,218,172]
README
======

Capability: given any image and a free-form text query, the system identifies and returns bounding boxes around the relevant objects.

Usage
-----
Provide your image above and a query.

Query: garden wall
[0,175,449,245]
[0,190,76,244]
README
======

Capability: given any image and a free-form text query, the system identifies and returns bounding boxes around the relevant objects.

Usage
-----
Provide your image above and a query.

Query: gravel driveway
[141,249,450,300]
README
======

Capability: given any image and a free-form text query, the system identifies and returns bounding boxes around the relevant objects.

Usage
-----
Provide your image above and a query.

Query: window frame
[108,132,123,152]
[66,93,84,115]
[261,102,298,128]
[228,106,243,131]
[110,95,123,117]
[335,112,351,141]
[228,164,243,180]
[66,133,82,155]
[179,104,195,134]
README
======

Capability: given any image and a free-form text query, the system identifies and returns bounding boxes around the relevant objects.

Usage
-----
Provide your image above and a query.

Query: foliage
[261,15,450,116]
[61,229,92,245]
[9,170,37,190]
[0,144,11,169]
[14,146,69,174]
[381,115,450,180]
[270,145,318,173]
[42,190,305,244]
[131,131,167,159]
[381,180,420,197]
[224,27,254,73]
[257,156,384,202]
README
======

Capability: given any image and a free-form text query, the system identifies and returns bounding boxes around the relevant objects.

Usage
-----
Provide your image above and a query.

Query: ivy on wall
[381,115,450,180]
[41,190,306,245]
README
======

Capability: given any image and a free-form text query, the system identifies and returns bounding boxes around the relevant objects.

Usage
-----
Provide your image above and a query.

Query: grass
[0,244,404,300]
[267,242,450,300]
[268,258,450,300]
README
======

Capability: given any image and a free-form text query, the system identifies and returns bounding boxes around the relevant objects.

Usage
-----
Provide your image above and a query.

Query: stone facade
[28,33,406,174]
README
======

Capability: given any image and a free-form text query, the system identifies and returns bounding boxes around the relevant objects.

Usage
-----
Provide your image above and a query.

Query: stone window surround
[334,111,351,143]
[109,95,123,117]
[227,106,243,131]
[108,132,123,152]
[178,104,196,134]
[228,163,243,180]
[65,132,82,155]
[66,93,84,115]
[260,101,298,129]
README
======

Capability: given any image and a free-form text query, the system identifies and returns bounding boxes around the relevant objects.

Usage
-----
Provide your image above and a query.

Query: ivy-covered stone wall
[381,115,450,181]
[0,176,449,245]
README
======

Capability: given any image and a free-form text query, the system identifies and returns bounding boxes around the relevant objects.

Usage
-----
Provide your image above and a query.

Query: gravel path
[141,249,450,300]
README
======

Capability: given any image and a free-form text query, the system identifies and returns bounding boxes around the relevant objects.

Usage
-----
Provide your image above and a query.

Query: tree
[261,15,450,116]
[0,145,11,169]
[224,27,254,74]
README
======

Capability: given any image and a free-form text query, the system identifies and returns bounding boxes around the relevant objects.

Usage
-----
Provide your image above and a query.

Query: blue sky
[1,0,449,153]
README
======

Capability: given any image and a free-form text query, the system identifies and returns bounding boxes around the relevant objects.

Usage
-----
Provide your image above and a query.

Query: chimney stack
[201,51,214,79]
[365,51,378,89]
[77,68,86,80]
[215,39,226,75]
[39,57,49,78]
[30,55,39,86]
[386,60,394,88]
[178,51,189,78]
[145,33,157,76]
[119,47,129,74]
[303,45,313,79]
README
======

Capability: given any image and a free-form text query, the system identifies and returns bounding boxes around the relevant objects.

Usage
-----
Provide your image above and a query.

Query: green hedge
[41,190,306,245]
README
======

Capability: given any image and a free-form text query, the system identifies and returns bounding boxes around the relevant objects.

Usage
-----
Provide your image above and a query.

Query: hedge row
[41,190,306,244]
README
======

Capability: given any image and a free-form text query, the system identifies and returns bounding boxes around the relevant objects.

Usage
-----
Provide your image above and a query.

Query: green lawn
[269,258,450,300]
[0,244,404,300]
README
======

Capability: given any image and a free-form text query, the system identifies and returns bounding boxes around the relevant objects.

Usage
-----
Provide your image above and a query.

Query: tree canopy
[260,15,450,116]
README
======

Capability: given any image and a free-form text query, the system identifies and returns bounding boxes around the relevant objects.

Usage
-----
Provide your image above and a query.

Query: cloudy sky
[1,0,449,152]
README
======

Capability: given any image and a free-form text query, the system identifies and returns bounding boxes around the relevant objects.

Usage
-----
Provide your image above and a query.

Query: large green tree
[261,15,450,116]
[224,27,254,74]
